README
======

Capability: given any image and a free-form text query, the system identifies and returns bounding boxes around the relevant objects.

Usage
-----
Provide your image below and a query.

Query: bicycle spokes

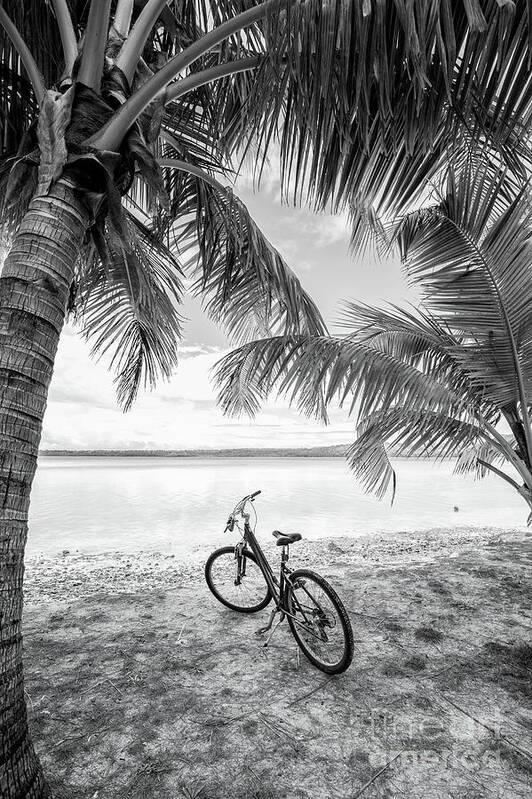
[206,547,272,613]
[287,576,350,668]
[290,581,335,634]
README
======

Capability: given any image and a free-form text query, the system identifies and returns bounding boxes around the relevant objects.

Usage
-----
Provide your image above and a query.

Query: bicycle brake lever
[225,517,235,533]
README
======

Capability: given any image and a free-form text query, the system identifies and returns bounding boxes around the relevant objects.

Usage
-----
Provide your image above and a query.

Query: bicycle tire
[285,569,354,674]
[205,546,272,613]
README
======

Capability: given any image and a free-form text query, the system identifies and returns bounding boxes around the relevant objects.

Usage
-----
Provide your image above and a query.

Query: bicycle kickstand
[255,609,285,647]
[255,608,277,637]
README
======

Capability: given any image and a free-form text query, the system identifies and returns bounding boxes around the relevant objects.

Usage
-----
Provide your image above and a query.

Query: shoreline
[23,524,526,606]
[38,446,348,458]
[38,449,454,459]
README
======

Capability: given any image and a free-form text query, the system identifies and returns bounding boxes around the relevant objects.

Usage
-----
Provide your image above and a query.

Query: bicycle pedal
[255,626,269,636]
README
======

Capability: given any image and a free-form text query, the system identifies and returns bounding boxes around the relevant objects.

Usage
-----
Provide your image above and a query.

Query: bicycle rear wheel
[286,569,353,674]
[205,546,272,613]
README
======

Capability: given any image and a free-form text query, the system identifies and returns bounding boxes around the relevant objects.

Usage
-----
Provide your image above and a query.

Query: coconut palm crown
[215,159,532,519]
[3,1,532,796]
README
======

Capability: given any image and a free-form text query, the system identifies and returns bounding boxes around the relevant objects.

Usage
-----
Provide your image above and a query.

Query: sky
[40,173,412,451]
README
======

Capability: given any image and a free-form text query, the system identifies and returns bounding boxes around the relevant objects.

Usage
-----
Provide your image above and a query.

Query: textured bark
[0,180,89,798]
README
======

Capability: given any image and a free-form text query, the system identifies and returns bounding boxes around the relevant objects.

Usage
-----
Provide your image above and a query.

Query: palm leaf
[340,302,481,403]
[76,208,183,410]
[393,163,532,409]
[214,290,526,500]
[347,406,489,500]
[0,0,64,156]
[214,332,475,423]
[223,0,532,225]
[455,437,509,479]
[161,167,326,341]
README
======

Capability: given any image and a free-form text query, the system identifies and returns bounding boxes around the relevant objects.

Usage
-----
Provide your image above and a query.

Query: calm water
[27,456,526,557]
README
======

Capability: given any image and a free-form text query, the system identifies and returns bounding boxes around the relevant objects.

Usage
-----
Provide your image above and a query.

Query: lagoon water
[27,456,527,557]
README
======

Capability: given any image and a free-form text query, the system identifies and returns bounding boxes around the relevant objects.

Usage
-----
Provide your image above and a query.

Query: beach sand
[24,524,513,605]
[22,525,532,798]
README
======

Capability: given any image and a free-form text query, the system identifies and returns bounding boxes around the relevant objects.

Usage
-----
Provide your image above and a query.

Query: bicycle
[204,490,354,674]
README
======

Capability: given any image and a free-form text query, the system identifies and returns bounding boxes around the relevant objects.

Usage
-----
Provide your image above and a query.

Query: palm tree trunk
[0,179,89,797]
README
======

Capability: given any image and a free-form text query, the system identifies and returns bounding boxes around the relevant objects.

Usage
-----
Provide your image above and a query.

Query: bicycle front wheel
[205,546,272,613]
[286,569,354,674]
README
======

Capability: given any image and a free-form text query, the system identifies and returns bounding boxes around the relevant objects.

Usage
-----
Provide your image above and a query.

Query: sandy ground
[24,526,513,604]
[22,526,532,798]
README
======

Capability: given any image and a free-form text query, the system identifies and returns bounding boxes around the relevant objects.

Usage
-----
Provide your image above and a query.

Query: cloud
[178,344,221,358]
[236,191,351,265]
[47,327,117,410]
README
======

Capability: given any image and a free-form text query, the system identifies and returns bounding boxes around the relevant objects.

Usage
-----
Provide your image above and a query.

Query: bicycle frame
[240,521,325,623]
[240,521,287,607]
[240,522,338,649]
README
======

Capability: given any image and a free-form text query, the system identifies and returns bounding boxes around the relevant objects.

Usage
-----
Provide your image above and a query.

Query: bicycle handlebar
[224,490,261,532]
[236,490,261,508]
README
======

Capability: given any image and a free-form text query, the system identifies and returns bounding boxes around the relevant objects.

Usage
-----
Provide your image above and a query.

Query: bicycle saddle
[272,530,302,546]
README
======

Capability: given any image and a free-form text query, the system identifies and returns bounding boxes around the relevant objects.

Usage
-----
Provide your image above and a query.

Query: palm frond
[339,301,498,415]
[0,0,65,157]
[213,332,475,425]
[222,0,532,223]
[346,406,488,500]
[76,208,184,410]
[348,130,532,254]
[455,437,509,479]
[213,336,326,421]
[161,168,326,341]
[393,163,532,409]
[347,419,397,503]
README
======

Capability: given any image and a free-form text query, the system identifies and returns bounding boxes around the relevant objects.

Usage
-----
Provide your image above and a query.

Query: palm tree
[2,1,532,795]
[215,159,532,517]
